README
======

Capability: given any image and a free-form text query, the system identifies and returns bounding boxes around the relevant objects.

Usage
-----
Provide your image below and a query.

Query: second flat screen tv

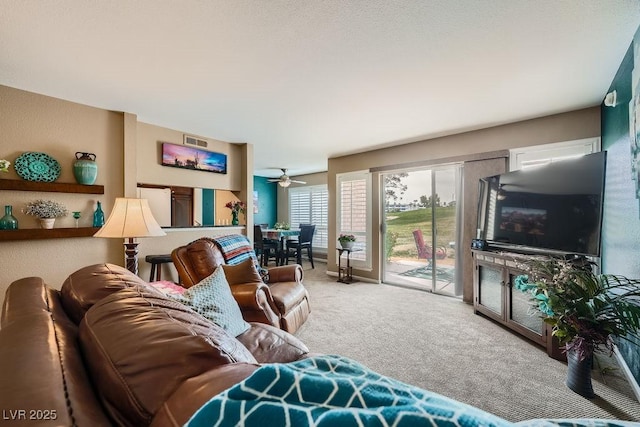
[161,143,227,174]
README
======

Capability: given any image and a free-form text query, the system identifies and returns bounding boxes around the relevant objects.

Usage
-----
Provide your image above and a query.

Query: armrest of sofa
[229,282,280,328]
[267,264,303,284]
[150,363,259,427]
[1,278,113,426]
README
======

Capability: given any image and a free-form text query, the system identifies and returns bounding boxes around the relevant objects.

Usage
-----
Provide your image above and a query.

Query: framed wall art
[161,142,227,174]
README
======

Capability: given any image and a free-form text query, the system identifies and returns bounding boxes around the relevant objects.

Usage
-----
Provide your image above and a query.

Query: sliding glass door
[382,164,461,296]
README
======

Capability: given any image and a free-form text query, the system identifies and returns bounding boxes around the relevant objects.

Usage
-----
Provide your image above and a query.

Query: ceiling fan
[268,168,306,188]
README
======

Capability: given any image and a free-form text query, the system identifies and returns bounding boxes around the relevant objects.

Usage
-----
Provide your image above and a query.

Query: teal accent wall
[202,188,215,226]
[601,25,640,387]
[253,176,277,227]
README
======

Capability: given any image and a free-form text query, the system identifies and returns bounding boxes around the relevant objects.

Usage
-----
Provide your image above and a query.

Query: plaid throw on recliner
[211,234,269,282]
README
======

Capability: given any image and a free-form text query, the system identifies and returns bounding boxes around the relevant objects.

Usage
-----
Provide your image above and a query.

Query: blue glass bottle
[0,205,19,230]
[93,201,105,227]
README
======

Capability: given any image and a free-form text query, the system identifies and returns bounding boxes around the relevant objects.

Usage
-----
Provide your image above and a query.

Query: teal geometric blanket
[186,354,636,427]
[186,354,512,427]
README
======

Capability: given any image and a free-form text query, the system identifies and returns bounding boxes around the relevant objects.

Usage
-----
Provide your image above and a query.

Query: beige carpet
[295,262,640,422]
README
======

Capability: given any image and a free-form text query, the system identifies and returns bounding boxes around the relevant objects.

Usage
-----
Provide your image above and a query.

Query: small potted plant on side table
[338,234,356,250]
[24,199,69,229]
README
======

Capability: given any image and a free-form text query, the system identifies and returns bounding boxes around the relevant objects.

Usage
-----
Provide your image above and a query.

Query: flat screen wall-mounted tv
[476,151,606,257]
[161,142,227,174]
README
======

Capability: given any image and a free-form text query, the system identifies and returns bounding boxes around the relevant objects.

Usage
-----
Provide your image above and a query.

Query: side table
[336,248,360,284]
[145,254,173,282]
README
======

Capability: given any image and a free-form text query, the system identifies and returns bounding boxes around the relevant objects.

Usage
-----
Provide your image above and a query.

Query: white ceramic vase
[340,240,354,250]
[40,218,55,229]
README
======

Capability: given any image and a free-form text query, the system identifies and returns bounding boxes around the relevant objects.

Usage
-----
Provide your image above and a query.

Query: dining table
[262,228,300,266]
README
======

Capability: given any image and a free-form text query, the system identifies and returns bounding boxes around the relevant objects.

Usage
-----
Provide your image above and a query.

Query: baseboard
[614,345,640,403]
[325,270,379,284]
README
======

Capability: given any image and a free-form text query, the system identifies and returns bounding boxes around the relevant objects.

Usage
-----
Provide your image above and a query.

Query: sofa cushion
[60,263,147,324]
[221,257,263,285]
[79,286,256,426]
[174,267,251,337]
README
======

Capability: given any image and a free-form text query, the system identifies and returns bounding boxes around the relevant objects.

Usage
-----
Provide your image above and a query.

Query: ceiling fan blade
[290,180,306,184]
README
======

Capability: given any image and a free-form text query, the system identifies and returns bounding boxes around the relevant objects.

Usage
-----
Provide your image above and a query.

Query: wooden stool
[145,254,173,282]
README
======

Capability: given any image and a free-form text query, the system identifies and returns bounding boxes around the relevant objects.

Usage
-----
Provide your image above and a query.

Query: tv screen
[477,151,606,256]
[161,143,227,174]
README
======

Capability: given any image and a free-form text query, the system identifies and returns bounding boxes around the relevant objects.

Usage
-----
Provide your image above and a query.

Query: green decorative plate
[14,152,61,182]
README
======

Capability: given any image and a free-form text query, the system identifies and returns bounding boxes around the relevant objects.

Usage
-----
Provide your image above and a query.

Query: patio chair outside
[412,229,447,265]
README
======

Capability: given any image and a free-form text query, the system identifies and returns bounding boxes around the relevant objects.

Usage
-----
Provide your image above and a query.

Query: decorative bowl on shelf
[14,152,61,182]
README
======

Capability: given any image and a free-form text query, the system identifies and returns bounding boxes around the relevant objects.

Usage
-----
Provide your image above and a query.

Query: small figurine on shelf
[93,201,105,227]
[72,211,82,228]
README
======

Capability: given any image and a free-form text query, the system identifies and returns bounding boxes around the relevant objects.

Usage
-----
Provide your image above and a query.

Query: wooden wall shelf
[0,179,104,194]
[0,227,100,241]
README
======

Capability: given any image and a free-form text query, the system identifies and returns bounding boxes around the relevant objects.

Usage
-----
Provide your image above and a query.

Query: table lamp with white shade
[93,198,166,275]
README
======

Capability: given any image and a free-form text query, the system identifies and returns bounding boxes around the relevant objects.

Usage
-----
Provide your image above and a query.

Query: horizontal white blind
[289,185,328,249]
[337,172,371,268]
[510,138,600,171]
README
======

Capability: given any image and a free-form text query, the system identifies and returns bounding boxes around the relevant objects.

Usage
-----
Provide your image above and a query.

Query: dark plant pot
[566,349,595,398]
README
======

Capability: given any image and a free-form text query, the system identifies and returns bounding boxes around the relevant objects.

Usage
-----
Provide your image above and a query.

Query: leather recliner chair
[171,237,311,334]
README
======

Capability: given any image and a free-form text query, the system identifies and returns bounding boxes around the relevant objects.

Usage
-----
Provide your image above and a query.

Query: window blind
[337,172,371,268]
[289,185,328,249]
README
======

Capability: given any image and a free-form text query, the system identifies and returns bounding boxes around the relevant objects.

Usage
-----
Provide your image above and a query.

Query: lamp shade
[93,198,166,238]
[278,179,291,188]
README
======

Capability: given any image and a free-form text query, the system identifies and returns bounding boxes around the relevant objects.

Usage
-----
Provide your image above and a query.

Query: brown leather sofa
[0,263,309,426]
[172,237,311,334]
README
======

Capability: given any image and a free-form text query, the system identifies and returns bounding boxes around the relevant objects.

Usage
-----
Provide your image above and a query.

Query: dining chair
[285,224,315,268]
[254,225,280,266]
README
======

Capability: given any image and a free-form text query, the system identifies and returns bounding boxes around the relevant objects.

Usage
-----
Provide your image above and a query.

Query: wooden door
[171,186,193,227]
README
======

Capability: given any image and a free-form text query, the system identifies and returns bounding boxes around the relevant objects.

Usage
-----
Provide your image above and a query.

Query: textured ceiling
[1,1,639,178]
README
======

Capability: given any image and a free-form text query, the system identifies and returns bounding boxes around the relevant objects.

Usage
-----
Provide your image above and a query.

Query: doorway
[382,165,461,296]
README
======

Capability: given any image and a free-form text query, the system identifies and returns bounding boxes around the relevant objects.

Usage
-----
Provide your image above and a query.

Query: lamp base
[124,238,139,275]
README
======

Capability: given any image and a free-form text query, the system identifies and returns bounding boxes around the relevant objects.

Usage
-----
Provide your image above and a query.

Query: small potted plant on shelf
[224,200,246,225]
[338,233,356,250]
[0,159,10,174]
[24,199,69,229]
[514,256,640,398]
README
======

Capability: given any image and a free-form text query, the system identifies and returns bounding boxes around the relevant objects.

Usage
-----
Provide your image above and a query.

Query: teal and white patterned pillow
[174,267,250,337]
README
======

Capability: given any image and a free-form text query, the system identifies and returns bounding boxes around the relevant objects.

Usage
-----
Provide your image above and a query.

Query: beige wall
[0,85,124,305]
[0,85,253,306]
[327,107,601,302]
[136,122,243,191]
[131,122,253,281]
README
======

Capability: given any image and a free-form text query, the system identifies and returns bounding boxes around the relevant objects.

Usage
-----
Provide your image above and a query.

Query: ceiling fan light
[279,180,291,188]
